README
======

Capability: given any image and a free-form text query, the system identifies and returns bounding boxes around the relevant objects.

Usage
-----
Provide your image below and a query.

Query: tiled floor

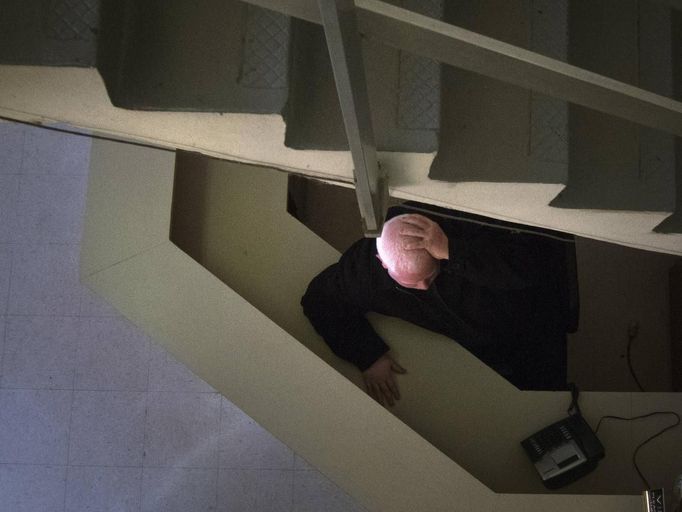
[0,120,365,512]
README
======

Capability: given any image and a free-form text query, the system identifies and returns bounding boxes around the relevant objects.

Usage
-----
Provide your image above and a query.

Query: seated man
[301,203,575,405]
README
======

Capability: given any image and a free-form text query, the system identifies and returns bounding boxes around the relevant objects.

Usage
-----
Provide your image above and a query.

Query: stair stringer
[80,136,653,511]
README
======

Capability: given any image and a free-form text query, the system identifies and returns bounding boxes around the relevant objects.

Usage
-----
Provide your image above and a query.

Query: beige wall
[82,142,682,512]
[144,149,681,499]
[568,238,679,391]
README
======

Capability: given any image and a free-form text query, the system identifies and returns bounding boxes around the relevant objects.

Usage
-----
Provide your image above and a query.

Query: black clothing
[301,204,574,390]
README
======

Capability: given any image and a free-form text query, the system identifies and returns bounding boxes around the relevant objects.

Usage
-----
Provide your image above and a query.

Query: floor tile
[217,469,293,512]
[144,392,221,469]
[65,465,142,512]
[8,244,81,316]
[220,398,293,470]
[148,343,214,393]
[13,174,87,243]
[0,389,72,464]
[141,467,217,512]
[0,316,5,377]
[0,175,19,242]
[75,317,150,391]
[80,286,120,317]
[0,120,26,175]
[0,464,67,512]
[0,244,11,315]
[293,470,366,512]
[2,316,78,389]
[69,390,146,467]
[22,123,91,176]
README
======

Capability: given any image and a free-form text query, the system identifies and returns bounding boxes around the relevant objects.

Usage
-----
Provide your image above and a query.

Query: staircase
[552,0,678,233]
[0,0,680,233]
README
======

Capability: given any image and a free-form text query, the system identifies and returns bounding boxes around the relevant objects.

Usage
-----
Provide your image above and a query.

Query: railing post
[317,0,387,236]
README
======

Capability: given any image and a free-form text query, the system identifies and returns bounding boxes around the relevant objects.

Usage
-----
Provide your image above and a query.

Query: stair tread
[284,0,440,153]
[551,0,677,212]
[0,0,98,67]
[430,0,568,184]
[101,0,290,113]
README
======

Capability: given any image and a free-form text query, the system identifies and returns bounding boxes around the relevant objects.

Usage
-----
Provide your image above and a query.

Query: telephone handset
[521,391,605,489]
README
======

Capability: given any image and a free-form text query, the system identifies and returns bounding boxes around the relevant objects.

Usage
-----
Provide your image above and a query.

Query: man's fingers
[386,376,401,401]
[363,355,407,407]
[391,361,407,374]
[400,226,427,238]
[404,215,443,239]
[403,214,431,228]
[371,383,384,406]
[402,240,425,251]
[405,216,438,233]
[378,382,395,407]
[364,379,379,402]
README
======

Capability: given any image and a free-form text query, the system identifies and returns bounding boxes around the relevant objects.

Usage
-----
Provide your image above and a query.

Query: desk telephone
[521,386,605,489]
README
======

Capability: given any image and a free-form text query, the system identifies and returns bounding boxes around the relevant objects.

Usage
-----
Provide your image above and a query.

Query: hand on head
[376,214,445,290]
[398,214,449,261]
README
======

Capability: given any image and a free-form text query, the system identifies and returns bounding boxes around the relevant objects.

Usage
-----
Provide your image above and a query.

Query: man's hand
[399,214,449,260]
[362,353,407,407]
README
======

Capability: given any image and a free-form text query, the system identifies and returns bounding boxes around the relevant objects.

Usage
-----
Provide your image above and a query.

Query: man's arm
[301,240,406,405]
[301,262,389,371]
[400,213,560,290]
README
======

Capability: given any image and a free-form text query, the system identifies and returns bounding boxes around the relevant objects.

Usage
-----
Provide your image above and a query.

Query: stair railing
[242,0,682,233]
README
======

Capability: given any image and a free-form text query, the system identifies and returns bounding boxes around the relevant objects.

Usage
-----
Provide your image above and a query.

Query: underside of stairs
[0,0,680,234]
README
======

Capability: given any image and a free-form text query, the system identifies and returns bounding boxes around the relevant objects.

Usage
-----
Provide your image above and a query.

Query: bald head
[376,215,439,290]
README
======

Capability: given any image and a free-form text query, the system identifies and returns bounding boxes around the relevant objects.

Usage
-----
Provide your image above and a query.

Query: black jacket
[301,204,574,390]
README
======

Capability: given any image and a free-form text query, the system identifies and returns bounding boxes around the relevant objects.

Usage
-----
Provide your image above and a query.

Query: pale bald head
[376,215,439,290]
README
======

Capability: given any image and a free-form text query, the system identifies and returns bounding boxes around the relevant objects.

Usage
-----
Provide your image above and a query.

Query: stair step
[284,0,441,153]
[0,0,99,66]
[429,0,569,184]
[99,0,291,113]
[0,0,292,114]
[1,0,679,233]
[550,0,677,212]
[283,18,347,150]
[529,0,570,183]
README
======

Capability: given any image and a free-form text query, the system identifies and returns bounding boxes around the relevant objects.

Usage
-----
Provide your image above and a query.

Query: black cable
[626,321,645,392]
[595,411,681,489]
[567,382,582,417]
[0,115,175,153]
